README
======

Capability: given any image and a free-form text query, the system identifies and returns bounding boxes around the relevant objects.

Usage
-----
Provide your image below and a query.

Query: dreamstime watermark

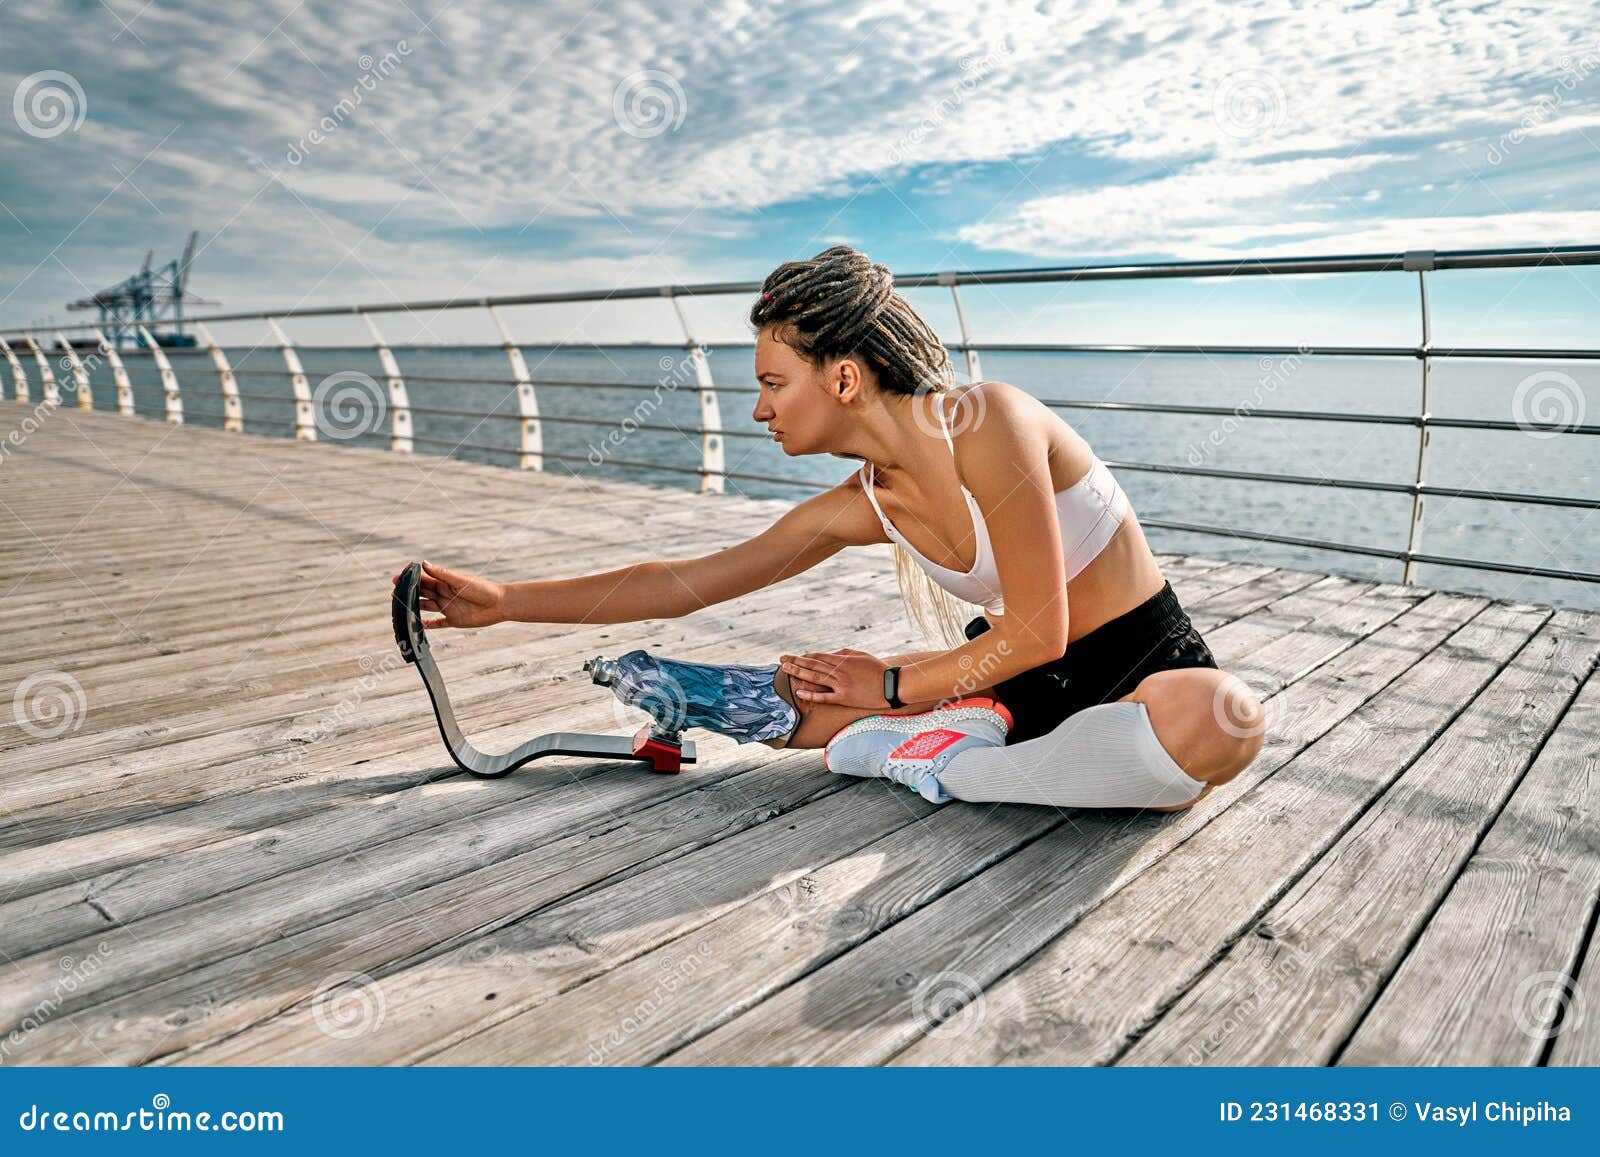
[1183,932,1304,1063]
[585,941,713,1063]
[585,353,701,466]
[1511,369,1587,438]
[1211,68,1286,141]
[1185,345,1311,466]
[910,969,987,1038]
[311,971,387,1039]
[1211,671,1268,741]
[908,380,988,444]
[12,670,87,739]
[17,1093,284,1133]
[612,69,687,139]
[937,637,1013,710]
[2,943,114,1061]
[0,394,62,470]
[277,650,405,768]
[13,70,86,139]
[57,333,116,384]
[1513,970,1585,1041]
[1486,45,1599,166]
[285,43,412,165]
[600,655,690,739]
[884,41,1014,168]
[313,370,388,440]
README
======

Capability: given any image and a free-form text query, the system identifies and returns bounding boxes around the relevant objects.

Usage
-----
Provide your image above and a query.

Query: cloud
[0,0,1595,326]
[956,155,1404,258]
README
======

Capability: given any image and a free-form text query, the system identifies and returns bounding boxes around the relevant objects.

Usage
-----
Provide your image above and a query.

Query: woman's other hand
[778,647,888,708]
[391,559,505,630]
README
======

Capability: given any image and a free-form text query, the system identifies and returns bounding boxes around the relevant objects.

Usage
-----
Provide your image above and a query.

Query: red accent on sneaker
[889,728,967,761]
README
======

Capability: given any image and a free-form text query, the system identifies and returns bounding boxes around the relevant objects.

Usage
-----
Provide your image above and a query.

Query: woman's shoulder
[946,379,1047,428]
[945,380,1063,449]
[946,381,1089,487]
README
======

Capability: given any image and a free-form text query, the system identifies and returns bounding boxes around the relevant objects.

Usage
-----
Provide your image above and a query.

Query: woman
[392,246,1266,812]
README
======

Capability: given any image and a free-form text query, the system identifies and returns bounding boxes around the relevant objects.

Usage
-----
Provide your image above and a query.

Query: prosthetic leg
[392,562,696,777]
[585,650,800,746]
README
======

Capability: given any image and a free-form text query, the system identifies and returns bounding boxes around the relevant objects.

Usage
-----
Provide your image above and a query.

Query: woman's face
[751,326,862,455]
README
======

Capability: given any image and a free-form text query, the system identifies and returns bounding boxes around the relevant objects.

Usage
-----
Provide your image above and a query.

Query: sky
[2,0,1598,348]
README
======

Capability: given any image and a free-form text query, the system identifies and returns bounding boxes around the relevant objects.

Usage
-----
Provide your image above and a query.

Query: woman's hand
[391,559,505,630]
[778,647,889,708]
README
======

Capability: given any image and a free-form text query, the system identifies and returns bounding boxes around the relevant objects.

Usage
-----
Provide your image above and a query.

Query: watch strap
[883,665,904,709]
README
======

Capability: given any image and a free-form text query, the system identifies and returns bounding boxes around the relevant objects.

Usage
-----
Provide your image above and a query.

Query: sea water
[98,344,1596,611]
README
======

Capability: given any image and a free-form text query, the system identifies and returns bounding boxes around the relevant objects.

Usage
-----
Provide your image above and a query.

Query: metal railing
[3,243,1597,589]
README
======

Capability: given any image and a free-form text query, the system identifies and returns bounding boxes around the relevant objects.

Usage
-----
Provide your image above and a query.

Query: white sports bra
[859,386,1130,617]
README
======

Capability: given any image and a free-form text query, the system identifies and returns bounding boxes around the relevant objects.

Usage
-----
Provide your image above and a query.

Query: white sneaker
[823,697,1014,804]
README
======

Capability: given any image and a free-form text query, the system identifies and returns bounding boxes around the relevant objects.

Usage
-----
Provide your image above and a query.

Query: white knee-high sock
[935,701,1208,809]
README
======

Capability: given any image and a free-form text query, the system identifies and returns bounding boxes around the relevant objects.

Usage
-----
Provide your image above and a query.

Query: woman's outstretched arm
[395,477,885,630]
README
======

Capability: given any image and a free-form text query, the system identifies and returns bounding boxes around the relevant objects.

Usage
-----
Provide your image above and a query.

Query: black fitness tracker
[883,665,904,708]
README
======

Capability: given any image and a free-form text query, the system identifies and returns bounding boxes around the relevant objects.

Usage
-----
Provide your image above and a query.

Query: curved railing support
[665,290,723,494]
[192,322,242,432]
[485,305,540,470]
[52,330,93,410]
[0,338,28,403]
[21,334,59,406]
[361,312,413,454]
[136,325,183,423]
[265,317,316,441]
[1402,250,1435,586]
[89,328,135,416]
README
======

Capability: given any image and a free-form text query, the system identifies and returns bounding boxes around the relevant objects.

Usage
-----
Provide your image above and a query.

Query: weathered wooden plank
[893,597,1538,1065]
[159,563,1324,1064]
[645,584,1444,1064]
[1113,608,1600,1065]
[0,560,901,782]
[0,501,754,676]
[0,732,843,1055]
[176,781,992,1064]
[1338,666,1600,1064]
[6,749,850,1064]
[0,573,908,943]
[423,803,1058,1066]
[0,567,904,873]
[6,556,1363,1062]
[0,544,1289,944]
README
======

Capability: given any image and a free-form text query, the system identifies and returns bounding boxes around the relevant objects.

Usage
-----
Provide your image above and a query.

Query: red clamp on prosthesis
[631,724,685,774]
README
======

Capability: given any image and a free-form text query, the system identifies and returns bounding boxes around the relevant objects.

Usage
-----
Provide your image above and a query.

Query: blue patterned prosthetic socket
[596,650,799,745]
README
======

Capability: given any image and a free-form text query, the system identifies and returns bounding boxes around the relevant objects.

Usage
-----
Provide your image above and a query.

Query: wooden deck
[2,401,1597,1067]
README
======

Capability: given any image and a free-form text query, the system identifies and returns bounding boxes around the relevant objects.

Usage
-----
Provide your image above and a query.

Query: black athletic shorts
[965,580,1218,745]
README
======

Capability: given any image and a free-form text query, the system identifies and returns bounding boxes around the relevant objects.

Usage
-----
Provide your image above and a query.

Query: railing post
[137,325,184,424]
[192,322,242,432]
[21,334,59,406]
[0,338,28,403]
[940,272,983,383]
[485,305,539,470]
[265,317,316,441]
[1402,249,1435,586]
[52,330,93,410]
[483,307,540,473]
[90,328,135,416]
[358,312,413,455]
[665,289,723,494]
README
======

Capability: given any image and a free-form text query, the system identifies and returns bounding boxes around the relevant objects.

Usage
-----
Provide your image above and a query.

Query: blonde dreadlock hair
[749,245,979,649]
